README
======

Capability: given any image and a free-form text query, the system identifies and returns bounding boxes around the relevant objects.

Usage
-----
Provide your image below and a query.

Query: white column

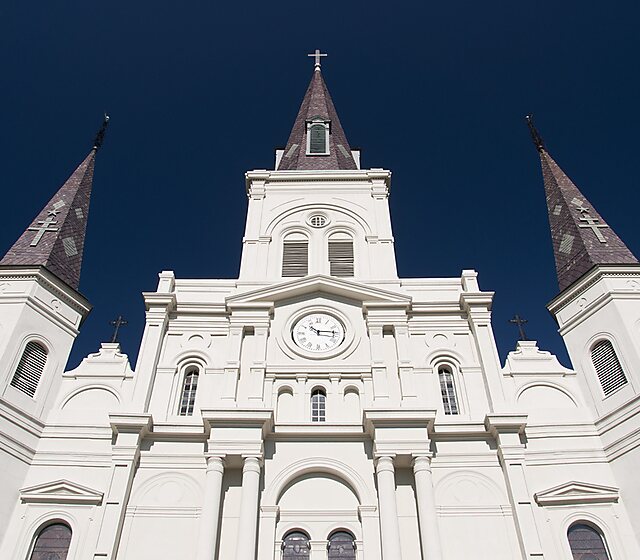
[196,456,225,560]
[413,455,442,560]
[236,456,262,560]
[375,455,402,560]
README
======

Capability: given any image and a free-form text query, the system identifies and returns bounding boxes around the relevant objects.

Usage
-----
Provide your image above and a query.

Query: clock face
[292,313,345,353]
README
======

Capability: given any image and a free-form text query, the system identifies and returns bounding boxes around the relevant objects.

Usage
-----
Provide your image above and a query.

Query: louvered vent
[329,240,354,277]
[591,340,628,396]
[10,341,47,397]
[282,241,308,277]
[309,124,327,154]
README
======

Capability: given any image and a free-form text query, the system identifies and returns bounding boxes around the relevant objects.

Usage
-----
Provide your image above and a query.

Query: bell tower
[239,56,398,284]
[0,117,108,420]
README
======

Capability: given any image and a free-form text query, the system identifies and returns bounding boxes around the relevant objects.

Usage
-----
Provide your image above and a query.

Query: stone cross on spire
[308,49,327,70]
[0,116,109,290]
[526,115,638,291]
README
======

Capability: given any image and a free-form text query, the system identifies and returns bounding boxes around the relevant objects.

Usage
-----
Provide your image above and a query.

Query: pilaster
[485,414,543,560]
[93,413,152,560]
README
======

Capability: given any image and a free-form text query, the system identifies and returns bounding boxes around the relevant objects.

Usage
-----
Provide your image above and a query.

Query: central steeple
[277,58,357,171]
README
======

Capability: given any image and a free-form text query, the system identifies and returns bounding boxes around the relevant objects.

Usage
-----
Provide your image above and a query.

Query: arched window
[10,341,48,397]
[29,522,72,560]
[328,232,354,277]
[308,121,328,155]
[591,340,628,396]
[438,365,459,415]
[178,366,199,416]
[328,530,356,559]
[282,531,310,559]
[282,233,309,277]
[311,388,326,422]
[567,523,611,560]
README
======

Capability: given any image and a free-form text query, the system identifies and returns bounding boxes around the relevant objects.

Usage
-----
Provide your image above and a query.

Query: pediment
[20,479,103,505]
[227,275,411,308]
[534,481,619,506]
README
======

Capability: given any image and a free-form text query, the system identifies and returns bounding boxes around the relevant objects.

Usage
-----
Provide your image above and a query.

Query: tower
[0,117,106,544]
[530,116,640,540]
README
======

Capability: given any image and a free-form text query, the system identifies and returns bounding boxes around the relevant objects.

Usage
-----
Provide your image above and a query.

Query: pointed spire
[527,115,638,291]
[277,61,357,171]
[0,116,109,290]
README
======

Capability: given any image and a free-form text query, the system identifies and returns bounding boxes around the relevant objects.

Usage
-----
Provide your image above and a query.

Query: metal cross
[579,215,608,243]
[509,314,529,341]
[28,216,59,246]
[109,315,128,343]
[308,49,327,69]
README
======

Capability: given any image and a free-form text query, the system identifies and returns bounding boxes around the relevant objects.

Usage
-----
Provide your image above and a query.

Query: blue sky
[1,1,639,368]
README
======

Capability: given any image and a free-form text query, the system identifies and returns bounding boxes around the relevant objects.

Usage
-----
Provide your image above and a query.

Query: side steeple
[0,116,109,290]
[277,53,357,171]
[527,116,638,292]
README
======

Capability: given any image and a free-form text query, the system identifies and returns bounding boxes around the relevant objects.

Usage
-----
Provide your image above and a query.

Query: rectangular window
[308,123,328,155]
[328,241,354,277]
[282,241,309,277]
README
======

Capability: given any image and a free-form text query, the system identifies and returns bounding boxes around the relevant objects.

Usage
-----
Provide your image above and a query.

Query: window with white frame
[328,232,354,277]
[307,119,329,155]
[282,232,309,277]
[178,366,199,416]
[438,365,459,415]
[591,339,628,396]
[567,522,611,560]
[29,522,72,560]
[10,341,48,397]
[311,388,326,422]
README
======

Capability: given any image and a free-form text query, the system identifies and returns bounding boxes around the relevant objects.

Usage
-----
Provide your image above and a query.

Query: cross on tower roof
[308,49,327,70]
[509,314,529,341]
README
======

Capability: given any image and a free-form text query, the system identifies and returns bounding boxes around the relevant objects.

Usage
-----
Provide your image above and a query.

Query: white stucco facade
[3,116,640,560]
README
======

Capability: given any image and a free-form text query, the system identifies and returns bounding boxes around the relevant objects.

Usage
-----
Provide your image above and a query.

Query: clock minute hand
[316,330,336,336]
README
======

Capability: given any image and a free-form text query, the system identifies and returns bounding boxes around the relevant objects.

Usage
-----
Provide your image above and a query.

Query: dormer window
[306,118,330,155]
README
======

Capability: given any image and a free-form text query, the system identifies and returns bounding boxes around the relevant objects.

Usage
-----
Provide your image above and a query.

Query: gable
[227,274,411,308]
[20,479,103,505]
[534,481,619,506]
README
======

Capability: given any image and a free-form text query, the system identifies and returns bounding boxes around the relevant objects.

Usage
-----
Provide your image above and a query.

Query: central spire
[277,56,357,171]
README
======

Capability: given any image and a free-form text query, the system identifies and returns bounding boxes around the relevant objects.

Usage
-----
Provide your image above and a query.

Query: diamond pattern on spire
[277,69,357,171]
[540,150,638,291]
[1,150,96,290]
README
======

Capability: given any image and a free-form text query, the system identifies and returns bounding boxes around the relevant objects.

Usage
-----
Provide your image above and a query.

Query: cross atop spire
[0,116,108,290]
[528,116,638,291]
[308,49,327,70]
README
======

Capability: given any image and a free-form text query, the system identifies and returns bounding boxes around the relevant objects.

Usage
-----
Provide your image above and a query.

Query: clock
[292,312,345,353]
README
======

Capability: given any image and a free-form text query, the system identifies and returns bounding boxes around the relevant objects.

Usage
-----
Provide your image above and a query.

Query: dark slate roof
[277,68,357,171]
[539,149,638,291]
[0,150,96,290]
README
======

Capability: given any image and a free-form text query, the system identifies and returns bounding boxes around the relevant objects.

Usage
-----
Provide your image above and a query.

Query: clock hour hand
[316,329,336,336]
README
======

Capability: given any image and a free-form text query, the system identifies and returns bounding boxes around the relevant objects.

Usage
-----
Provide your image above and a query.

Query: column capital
[375,454,396,473]
[205,455,226,474]
[412,454,433,474]
[242,455,263,473]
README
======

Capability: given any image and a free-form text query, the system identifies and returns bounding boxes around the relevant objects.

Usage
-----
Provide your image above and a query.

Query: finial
[308,49,327,70]
[93,113,110,151]
[525,114,545,153]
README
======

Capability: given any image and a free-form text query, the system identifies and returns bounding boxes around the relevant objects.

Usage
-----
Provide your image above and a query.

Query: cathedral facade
[1,60,640,560]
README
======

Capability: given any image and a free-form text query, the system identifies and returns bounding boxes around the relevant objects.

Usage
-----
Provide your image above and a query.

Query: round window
[308,214,328,228]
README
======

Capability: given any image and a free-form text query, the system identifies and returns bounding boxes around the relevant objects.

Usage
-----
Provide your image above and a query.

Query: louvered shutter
[282,241,308,277]
[309,124,326,154]
[328,240,354,277]
[10,341,47,397]
[591,340,627,396]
